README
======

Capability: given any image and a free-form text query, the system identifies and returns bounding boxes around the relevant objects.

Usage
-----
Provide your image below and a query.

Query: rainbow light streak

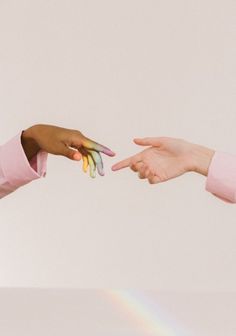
[81,139,115,177]
[105,290,188,336]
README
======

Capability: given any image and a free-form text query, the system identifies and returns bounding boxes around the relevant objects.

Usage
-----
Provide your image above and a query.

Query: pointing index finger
[112,157,132,171]
[83,138,115,157]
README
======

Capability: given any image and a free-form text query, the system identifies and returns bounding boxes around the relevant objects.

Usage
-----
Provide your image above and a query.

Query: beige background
[0,289,236,336]
[0,0,235,289]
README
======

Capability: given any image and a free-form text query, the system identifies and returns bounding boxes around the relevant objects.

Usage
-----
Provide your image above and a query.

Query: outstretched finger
[134,137,164,147]
[112,157,132,171]
[83,138,115,157]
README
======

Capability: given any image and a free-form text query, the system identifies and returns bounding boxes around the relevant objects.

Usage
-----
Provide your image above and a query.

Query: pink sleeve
[0,133,48,199]
[206,152,236,203]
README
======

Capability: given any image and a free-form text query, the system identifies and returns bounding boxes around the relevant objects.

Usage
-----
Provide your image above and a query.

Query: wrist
[187,144,215,176]
[21,126,41,161]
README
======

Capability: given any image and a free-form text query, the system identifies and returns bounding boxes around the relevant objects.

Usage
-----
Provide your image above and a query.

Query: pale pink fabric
[0,133,48,199]
[206,152,236,203]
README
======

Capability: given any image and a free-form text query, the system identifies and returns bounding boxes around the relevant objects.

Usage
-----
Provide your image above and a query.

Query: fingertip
[111,165,123,171]
[133,138,147,146]
[97,164,105,176]
[83,164,88,173]
[111,165,118,171]
[90,168,96,178]
[104,149,116,157]
[112,157,131,171]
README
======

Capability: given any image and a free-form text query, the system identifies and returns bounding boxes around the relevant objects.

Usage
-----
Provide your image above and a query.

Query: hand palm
[140,146,187,182]
[112,137,192,184]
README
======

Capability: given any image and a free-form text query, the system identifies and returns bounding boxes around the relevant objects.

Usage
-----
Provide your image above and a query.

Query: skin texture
[112,137,215,184]
[21,124,115,178]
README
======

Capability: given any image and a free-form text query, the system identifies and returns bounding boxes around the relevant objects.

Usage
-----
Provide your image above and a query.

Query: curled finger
[88,154,96,178]
[88,150,104,176]
[130,161,143,172]
[148,175,161,184]
[82,155,89,173]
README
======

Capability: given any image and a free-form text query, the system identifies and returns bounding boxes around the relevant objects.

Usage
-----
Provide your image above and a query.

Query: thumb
[60,144,82,161]
[134,137,164,147]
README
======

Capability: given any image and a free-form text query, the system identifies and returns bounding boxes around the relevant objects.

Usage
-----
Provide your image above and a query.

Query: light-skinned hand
[112,137,215,184]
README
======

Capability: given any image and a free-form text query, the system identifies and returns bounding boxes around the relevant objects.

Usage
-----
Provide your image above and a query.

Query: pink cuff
[206,152,236,203]
[0,133,48,188]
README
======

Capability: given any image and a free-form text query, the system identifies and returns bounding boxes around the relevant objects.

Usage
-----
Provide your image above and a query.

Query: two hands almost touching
[2,125,235,203]
[21,126,215,183]
[21,124,115,178]
[112,137,215,184]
